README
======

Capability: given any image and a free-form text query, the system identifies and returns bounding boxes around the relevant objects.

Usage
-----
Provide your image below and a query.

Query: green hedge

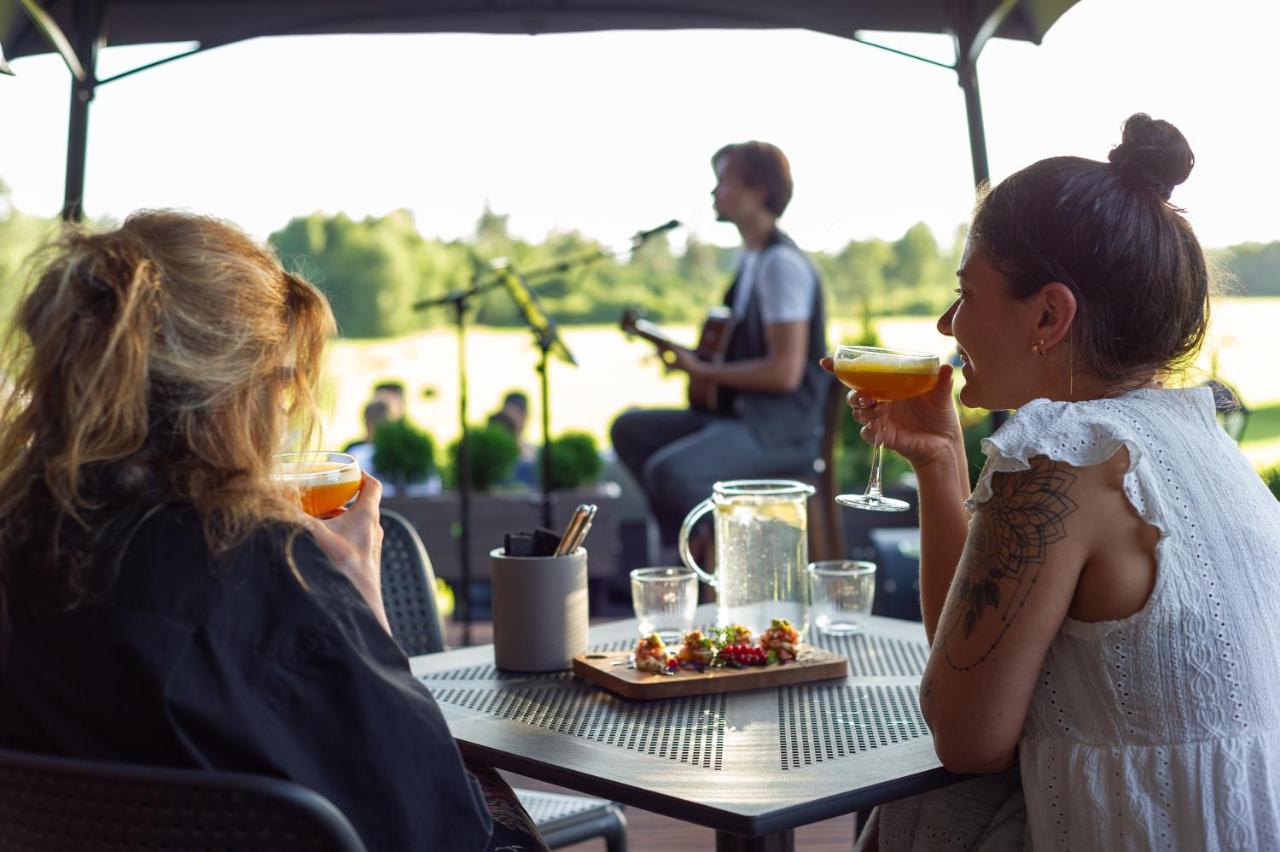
[444,423,520,492]
[372,419,436,485]
[1260,465,1280,501]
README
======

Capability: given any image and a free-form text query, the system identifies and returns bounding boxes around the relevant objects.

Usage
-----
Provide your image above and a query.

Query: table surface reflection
[412,605,957,838]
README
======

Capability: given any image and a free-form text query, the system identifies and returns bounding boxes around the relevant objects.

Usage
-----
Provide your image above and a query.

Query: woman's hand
[821,358,963,472]
[302,473,391,634]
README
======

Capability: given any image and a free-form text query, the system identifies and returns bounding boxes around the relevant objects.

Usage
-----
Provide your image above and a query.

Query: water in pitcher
[714,497,808,635]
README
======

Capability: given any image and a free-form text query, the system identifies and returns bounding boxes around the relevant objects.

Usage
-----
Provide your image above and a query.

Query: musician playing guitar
[611,141,832,551]
[619,306,735,414]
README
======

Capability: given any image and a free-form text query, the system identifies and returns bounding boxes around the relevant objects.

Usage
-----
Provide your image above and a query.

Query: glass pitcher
[678,479,815,635]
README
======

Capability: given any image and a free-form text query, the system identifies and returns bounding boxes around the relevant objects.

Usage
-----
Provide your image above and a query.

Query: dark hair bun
[1107,113,1194,201]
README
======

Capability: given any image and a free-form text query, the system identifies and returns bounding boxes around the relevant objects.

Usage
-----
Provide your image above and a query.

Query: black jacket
[0,505,493,852]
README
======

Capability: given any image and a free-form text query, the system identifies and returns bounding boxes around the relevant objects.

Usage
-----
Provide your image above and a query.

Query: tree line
[268,207,969,337]
[2,184,1279,337]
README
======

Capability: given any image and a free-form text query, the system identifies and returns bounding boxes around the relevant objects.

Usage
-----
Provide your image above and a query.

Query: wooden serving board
[572,644,848,700]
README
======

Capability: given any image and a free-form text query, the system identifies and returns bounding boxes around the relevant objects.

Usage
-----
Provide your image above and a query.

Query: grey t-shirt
[731,244,816,324]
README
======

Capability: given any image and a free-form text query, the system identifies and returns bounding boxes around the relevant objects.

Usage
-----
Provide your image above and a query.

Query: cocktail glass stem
[865,438,886,500]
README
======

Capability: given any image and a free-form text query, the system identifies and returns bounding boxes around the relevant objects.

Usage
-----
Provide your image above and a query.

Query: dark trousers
[610,407,818,546]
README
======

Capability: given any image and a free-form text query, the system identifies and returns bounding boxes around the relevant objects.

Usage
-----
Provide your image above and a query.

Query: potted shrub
[445,422,520,492]
[540,431,604,491]
[372,418,437,493]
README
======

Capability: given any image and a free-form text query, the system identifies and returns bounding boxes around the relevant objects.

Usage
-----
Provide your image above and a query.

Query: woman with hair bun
[842,115,1280,850]
[0,211,546,851]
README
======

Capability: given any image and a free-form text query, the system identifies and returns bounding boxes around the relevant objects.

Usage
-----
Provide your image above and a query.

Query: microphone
[632,219,681,244]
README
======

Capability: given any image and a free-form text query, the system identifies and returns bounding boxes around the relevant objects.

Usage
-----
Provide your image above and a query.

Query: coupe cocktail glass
[273,451,362,517]
[833,345,940,512]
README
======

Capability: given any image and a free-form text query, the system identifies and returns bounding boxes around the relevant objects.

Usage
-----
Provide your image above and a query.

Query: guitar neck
[628,318,682,351]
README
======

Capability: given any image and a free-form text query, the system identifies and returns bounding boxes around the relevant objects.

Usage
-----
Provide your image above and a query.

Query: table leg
[715,828,794,852]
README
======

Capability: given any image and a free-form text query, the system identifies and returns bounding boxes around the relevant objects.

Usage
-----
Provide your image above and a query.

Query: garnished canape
[759,618,801,662]
[676,629,716,667]
[634,632,670,673]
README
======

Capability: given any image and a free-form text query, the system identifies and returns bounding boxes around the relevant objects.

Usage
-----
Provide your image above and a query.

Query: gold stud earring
[1032,339,1046,356]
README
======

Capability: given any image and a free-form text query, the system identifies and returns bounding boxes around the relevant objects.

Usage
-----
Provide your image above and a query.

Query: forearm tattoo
[943,457,1078,671]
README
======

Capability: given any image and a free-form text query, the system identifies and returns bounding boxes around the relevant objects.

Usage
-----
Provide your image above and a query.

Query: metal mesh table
[412,607,958,850]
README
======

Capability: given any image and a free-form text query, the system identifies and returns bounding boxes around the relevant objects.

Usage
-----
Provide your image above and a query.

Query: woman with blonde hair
[0,211,542,851]
[842,114,1280,849]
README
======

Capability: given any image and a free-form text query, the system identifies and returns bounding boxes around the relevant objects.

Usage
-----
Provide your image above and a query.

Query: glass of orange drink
[833,345,940,512]
[273,451,362,517]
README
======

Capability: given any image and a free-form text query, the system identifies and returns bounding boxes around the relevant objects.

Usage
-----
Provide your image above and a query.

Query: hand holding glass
[273,451,362,517]
[833,345,940,511]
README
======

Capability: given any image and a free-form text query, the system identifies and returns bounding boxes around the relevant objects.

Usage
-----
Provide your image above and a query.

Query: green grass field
[1240,403,1280,471]
[319,298,1280,468]
[1243,404,1280,445]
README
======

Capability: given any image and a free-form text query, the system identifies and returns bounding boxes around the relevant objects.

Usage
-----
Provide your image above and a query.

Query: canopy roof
[3,0,1076,61]
[2,0,1083,220]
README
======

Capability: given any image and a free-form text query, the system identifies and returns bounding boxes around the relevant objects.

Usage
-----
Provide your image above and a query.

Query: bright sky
[2,0,1278,253]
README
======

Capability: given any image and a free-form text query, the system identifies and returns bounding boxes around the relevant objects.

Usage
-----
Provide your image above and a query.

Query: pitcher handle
[678,498,717,587]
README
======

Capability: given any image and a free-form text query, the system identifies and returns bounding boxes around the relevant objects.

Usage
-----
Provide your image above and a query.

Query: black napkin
[502,527,562,557]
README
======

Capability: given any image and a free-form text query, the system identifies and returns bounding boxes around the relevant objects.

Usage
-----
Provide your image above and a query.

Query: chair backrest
[379,508,447,656]
[1203,378,1249,442]
[805,377,847,561]
[0,746,367,852]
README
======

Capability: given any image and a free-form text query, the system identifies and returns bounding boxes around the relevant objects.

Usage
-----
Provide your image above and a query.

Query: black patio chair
[0,746,367,851]
[379,509,629,852]
[791,377,847,562]
[1204,378,1250,443]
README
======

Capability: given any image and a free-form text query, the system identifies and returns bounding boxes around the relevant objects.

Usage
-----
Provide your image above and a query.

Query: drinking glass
[273,451,362,517]
[833,345,940,511]
[630,566,698,643]
[807,560,877,634]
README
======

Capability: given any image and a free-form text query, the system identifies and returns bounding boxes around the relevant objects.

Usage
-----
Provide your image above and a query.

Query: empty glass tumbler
[630,566,698,643]
[807,560,877,634]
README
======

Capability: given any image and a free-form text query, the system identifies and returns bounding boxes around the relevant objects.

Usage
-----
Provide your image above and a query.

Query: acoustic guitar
[620,307,735,414]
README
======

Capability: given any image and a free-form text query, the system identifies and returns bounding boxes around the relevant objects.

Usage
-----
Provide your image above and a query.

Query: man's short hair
[364,399,391,425]
[502,391,528,411]
[374,381,405,398]
[712,141,794,217]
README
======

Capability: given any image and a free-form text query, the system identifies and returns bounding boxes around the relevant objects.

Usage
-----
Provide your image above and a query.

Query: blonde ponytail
[0,211,336,620]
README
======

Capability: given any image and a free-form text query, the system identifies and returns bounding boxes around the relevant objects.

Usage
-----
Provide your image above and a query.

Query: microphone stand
[412,275,500,647]
[485,240,661,528]
[409,230,667,642]
[488,263,579,532]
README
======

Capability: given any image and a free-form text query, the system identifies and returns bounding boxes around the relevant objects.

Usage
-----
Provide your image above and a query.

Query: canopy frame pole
[97,46,203,86]
[17,0,86,80]
[854,0,1020,190]
[61,0,105,222]
[952,0,1017,188]
[952,38,989,189]
[20,0,206,221]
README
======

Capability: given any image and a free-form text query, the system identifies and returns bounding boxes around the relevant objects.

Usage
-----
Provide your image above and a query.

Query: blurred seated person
[342,398,392,474]
[0,212,546,852]
[373,380,406,421]
[611,141,830,548]
[487,390,538,487]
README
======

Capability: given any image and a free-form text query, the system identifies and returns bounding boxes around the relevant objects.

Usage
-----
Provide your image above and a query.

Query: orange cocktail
[835,360,940,401]
[273,452,362,517]
[831,345,941,513]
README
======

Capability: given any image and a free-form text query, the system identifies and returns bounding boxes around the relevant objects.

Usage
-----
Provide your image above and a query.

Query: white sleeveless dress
[879,387,1280,851]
